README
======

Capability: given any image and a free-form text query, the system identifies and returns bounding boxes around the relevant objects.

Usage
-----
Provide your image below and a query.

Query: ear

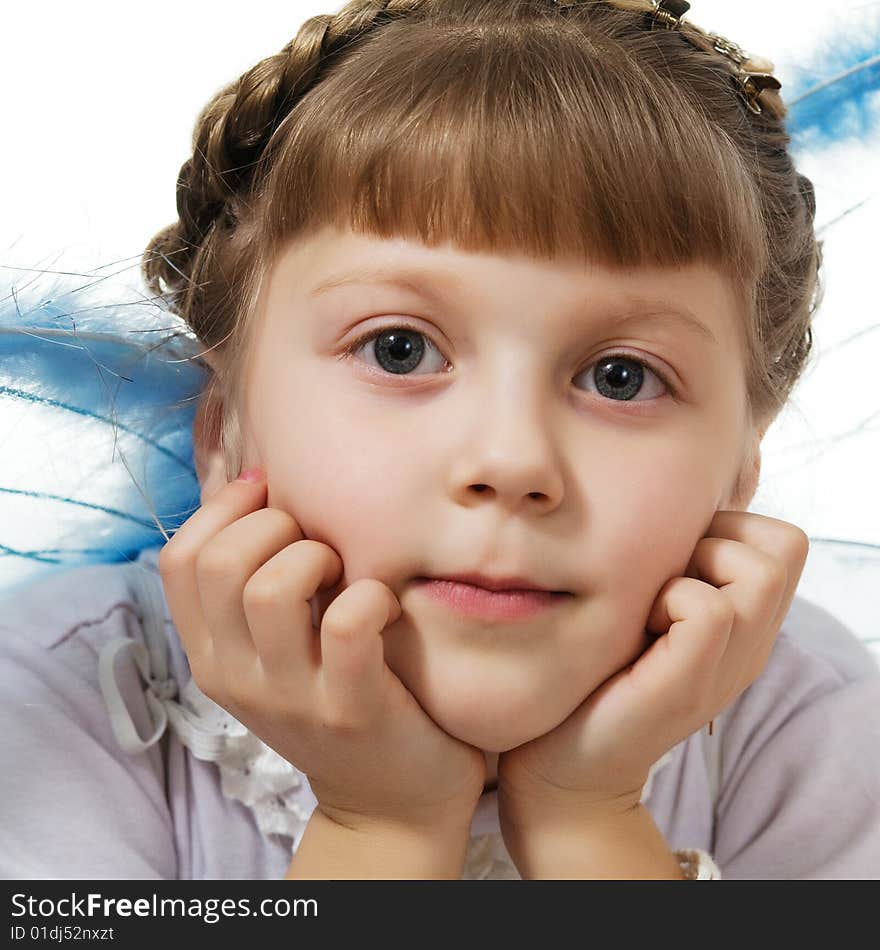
[725,433,763,512]
[192,381,238,506]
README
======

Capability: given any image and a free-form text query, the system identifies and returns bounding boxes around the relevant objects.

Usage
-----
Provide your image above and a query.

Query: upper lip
[420,572,570,594]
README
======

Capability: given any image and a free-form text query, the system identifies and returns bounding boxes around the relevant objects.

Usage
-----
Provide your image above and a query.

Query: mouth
[412,576,574,621]
[417,572,571,594]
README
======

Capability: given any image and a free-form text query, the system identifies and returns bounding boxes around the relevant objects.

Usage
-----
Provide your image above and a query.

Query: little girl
[2,0,879,879]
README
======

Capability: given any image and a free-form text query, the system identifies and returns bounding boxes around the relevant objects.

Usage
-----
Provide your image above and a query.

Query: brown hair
[142,0,821,481]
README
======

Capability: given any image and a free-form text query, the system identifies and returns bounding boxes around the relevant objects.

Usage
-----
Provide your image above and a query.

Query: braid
[142,0,412,331]
[182,0,413,229]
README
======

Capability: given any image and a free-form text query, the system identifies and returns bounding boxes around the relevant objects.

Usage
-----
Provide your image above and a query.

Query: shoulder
[774,592,878,681]
[0,547,168,694]
[709,594,880,877]
[0,552,157,647]
[718,592,879,762]
[732,592,878,726]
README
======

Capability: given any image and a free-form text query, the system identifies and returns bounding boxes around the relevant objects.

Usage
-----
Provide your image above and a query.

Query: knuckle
[293,538,329,559]
[320,580,386,639]
[704,589,736,627]
[158,540,185,578]
[272,508,305,540]
[327,578,397,630]
[752,550,788,596]
[350,577,392,605]
[188,662,220,703]
[303,539,344,575]
[766,555,789,591]
[222,679,252,712]
[320,703,364,734]
[341,577,373,596]
[251,506,299,543]
[787,526,811,565]
[282,539,341,586]
[335,577,380,609]
[768,521,810,564]
[242,573,282,612]
[320,607,359,644]
[196,543,241,583]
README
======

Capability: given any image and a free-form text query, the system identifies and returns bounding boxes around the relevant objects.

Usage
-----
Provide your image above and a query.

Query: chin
[436,716,543,754]
[413,681,568,753]
[381,600,608,753]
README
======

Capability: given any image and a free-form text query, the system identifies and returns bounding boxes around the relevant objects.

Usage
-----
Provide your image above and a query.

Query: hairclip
[592,0,784,116]
[647,0,783,115]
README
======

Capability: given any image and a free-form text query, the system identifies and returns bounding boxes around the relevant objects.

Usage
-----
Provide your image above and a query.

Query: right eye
[339,324,450,376]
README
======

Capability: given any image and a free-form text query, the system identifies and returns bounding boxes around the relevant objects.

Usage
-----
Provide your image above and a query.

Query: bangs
[255,7,769,292]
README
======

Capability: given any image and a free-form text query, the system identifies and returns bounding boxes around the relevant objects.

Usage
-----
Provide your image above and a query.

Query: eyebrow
[308,266,719,347]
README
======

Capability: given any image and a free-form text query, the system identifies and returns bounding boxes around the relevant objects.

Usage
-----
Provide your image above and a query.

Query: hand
[497,510,810,831]
[158,470,487,834]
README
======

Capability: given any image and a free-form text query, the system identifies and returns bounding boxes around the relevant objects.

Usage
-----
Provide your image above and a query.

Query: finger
[645,575,735,670]
[692,511,809,676]
[243,539,343,681]
[158,475,269,682]
[319,579,402,725]
[699,511,810,632]
[198,507,306,674]
[640,576,736,735]
[687,535,788,688]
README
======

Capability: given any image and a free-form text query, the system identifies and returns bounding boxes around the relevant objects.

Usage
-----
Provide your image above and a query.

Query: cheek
[258,400,416,576]
[597,445,722,584]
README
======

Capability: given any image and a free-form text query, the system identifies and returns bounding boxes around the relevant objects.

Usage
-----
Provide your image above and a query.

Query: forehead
[265,223,739,347]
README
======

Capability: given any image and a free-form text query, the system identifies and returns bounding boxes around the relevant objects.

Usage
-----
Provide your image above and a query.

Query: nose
[446,384,565,513]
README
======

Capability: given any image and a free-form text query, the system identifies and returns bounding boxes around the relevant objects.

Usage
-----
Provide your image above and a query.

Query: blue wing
[784,10,880,152]
[0,272,207,597]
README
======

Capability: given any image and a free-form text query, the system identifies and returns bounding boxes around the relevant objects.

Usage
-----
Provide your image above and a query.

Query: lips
[412,576,573,621]
[420,572,569,594]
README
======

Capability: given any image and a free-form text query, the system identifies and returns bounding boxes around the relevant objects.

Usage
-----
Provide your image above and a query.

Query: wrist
[319,788,482,839]
[499,778,643,843]
[500,800,684,880]
[286,805,476,880]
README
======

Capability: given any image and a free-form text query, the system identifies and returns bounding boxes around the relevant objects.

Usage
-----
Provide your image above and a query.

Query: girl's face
[230,223,758,753]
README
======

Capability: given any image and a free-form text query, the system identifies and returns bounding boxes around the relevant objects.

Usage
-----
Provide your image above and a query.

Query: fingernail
[237,466,266,483]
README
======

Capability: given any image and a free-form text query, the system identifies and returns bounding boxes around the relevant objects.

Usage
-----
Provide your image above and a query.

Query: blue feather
[0,274,207,596]
[784,9,880,149]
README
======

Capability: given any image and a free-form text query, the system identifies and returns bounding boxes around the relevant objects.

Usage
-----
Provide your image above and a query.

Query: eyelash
[337,322,678,402]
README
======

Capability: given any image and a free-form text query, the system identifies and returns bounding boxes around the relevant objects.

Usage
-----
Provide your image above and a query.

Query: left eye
[341,325,448,376]
[575,355,670,402]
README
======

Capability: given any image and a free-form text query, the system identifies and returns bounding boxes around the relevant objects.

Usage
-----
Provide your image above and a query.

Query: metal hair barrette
[604,0,785,116]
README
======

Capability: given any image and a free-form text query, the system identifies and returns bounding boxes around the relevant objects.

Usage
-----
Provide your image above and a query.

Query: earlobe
[193,386,233,505]
[727,441,762,511]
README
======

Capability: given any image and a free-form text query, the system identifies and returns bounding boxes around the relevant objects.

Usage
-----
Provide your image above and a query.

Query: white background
[1,0,878,547]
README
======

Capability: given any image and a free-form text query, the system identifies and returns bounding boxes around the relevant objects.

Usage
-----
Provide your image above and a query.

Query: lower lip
[414,579,572,621]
